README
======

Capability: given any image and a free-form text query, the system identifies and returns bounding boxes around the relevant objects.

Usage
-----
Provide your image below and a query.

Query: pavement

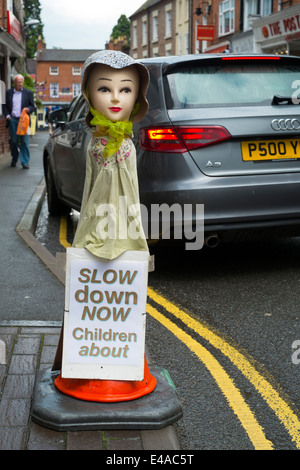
[0,131,180,451]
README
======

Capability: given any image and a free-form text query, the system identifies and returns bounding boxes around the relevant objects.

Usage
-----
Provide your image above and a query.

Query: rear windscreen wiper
[271,94,299,105]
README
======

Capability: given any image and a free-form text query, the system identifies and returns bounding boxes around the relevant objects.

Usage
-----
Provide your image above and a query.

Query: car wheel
[46,157,69,215]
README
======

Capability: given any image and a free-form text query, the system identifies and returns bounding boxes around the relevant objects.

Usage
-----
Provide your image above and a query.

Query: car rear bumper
[140,172,300,243]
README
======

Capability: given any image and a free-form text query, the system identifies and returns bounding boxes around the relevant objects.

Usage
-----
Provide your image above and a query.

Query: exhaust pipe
[204,234,220,248]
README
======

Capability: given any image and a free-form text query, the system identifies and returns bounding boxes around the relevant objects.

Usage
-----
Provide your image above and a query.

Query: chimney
[37,35,46,53]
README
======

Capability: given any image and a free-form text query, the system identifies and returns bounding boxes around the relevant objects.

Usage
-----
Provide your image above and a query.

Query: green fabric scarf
[89,106,133,158]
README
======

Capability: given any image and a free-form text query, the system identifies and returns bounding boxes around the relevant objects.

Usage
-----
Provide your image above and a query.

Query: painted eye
[98,86,110,92]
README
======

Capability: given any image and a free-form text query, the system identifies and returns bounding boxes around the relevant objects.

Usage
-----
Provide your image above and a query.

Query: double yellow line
[59,216,300,449]
[59,216,72,248]
[147,287,300,450]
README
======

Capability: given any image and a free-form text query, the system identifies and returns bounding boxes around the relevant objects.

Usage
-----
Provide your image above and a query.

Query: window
[185,32,189,55]
[165,43,172,56]
[178,0,182,25]
[50,66,58,75]
[201,15,209,53]
[142,15,147,45]
[165,6,172,37]
[72,66,81,75]
[50,83,59,98]
[153,47,159,57]
[244,0,258,30]
[165,59,300,109]
[261,0,272,16]
[132,22,137,49]
[244,0,273,31]
[178,34,182,55]
[219,0,235,36]
[152,12,158,41]
[73,83,81,97]
[185,0,189,20]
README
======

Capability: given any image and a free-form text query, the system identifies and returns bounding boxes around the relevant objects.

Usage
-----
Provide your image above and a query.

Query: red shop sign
[197,25,215,41]
[7,10,21,43]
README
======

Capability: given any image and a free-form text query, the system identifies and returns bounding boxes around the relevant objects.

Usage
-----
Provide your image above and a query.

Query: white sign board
[62,248,149,381]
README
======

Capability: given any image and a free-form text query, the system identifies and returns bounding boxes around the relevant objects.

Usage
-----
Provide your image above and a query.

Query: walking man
[3,74,36,169]
[46,106,53,135]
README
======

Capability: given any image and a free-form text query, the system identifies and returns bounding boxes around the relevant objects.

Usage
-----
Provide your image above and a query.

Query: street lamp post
[25,19,40,27]
[24,18,40,61]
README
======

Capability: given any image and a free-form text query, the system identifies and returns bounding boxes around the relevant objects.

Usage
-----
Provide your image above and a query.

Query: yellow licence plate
[242,139,300,161]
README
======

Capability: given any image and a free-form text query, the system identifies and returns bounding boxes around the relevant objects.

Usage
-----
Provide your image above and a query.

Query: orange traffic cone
[54,355,157,402]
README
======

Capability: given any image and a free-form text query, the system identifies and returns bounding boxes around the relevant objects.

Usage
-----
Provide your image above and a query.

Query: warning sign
[62,248,149,381]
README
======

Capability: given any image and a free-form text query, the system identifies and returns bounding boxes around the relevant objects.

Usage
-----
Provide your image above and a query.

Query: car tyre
[46,157,69,215]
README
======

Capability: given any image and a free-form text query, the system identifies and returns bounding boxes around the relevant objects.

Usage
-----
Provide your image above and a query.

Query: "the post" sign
[62,248,149,381]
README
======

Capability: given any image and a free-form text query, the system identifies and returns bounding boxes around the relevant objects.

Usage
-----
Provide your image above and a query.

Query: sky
[39,0,144,50]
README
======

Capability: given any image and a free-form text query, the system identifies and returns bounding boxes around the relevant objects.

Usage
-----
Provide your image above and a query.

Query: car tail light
[140,126,231,153]
[141,128,184,152]
[221,56,281,61]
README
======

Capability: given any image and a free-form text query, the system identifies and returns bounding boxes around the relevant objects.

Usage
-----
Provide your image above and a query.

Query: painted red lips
[109,107,122,112]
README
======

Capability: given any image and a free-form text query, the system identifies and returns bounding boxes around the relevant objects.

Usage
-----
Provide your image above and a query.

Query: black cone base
[31,366,182,431]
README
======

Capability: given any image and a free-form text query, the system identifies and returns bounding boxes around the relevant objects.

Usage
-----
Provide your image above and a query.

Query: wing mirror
[49,108,68,129]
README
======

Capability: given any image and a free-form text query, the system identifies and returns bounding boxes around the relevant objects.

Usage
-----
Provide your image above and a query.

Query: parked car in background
[43,54,300,248]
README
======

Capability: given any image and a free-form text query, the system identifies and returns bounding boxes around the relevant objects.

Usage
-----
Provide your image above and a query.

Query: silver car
[44,54,300,248]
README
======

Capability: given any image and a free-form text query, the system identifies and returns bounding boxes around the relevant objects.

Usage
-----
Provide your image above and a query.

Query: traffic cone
[54,355,157,402]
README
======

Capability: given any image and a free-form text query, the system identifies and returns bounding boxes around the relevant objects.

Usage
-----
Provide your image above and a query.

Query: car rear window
[164,58,300,108]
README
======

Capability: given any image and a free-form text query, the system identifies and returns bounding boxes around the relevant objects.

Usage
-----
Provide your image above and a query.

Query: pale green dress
[73,134,149,260]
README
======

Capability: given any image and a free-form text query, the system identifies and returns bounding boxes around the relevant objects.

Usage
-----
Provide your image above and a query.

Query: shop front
[0,8,25,155]
[252,4,300,56]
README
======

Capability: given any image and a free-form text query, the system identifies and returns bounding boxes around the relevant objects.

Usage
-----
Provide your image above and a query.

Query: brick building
[130,0,300,58]
[176,0,192,55]
[130,0,176,58]
[191,0,300,55]
[251,1,300,55]
[35,38,98,128]
[0,0,26,156]
[105,35,130,53]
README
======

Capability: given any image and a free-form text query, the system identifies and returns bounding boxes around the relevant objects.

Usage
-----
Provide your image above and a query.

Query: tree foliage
[111,14,130,40]
[23,73,35,91]
[23,0,44,58]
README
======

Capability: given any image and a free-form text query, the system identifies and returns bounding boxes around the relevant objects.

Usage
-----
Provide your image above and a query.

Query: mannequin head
[87,64,140,122]
[81,50,149,127]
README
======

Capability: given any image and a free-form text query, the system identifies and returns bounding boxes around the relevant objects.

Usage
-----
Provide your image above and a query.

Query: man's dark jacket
[3,87,36,125]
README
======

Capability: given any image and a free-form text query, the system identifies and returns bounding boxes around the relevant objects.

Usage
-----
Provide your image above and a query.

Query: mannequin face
[87,64,140,122]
